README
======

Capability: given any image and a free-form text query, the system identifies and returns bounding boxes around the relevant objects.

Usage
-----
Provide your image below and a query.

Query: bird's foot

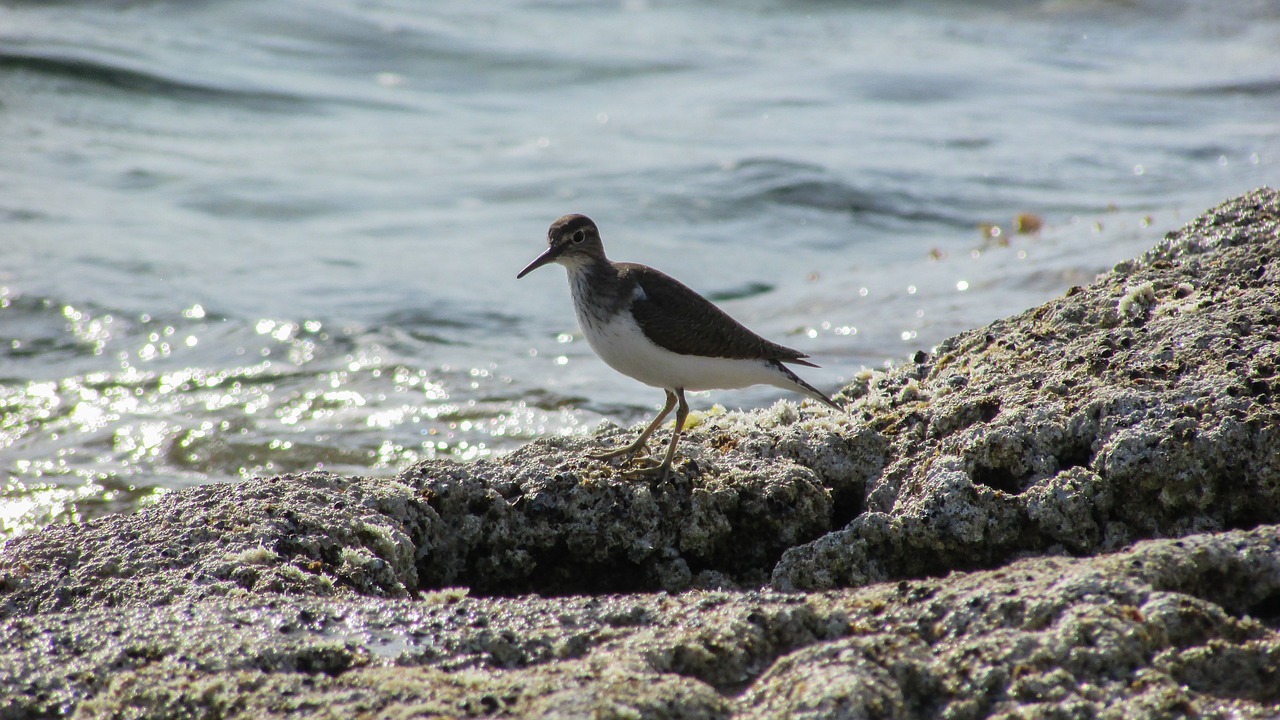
[588,442,648,463]
[619,456,672,481]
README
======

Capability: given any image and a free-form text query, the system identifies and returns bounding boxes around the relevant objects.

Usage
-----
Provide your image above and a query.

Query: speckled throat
[567,259,631,335]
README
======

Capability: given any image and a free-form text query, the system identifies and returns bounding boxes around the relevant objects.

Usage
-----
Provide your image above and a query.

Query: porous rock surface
[772,186,1280,590]
[2,526,1278,718]
[1,188,1278,718]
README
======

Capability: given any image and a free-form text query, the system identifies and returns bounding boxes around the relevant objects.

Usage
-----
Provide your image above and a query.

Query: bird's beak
[517,245,561,279]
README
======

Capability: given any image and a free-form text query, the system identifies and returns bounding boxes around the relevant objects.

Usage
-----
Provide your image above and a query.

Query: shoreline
[3,188,1279,717]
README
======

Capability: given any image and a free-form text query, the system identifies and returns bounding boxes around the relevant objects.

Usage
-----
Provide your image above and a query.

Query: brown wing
[619,263,815,364]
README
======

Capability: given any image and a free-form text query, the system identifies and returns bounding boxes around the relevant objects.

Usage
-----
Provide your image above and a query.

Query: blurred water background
[1,0,1276,537]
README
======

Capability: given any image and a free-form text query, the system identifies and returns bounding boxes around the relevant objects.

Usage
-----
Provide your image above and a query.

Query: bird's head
[517,214,605,278]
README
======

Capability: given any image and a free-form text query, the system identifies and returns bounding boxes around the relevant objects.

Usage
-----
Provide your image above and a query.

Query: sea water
[1,0,1276,535]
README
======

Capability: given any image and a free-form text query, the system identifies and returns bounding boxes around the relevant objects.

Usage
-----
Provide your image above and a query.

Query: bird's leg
[589,389,677,463]
[622,389,689,480]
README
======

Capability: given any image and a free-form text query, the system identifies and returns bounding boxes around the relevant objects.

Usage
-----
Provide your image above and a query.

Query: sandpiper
[518,214,841,478]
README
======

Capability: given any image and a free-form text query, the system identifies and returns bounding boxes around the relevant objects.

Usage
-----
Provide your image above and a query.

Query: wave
[0,48,313,112]
[722,158,976,230]
[1163,78,1280,98]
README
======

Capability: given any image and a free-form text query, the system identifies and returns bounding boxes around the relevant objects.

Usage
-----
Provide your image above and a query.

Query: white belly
[576,308,790,392]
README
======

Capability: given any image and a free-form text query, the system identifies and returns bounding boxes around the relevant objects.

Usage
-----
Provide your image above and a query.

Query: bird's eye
[572,230,586,244]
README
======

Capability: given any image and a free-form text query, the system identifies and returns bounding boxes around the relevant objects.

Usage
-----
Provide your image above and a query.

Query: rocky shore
[3,188,1278,718]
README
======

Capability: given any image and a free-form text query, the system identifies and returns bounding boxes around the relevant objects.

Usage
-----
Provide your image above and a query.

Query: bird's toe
[620,460,672,481]
[588,442,648,462]
[588,449,630,462]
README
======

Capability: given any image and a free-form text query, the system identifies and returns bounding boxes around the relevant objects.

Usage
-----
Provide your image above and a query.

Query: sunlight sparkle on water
[3,300,595,537]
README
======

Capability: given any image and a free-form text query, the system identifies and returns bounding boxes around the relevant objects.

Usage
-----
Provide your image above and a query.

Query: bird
[517,214,841,479]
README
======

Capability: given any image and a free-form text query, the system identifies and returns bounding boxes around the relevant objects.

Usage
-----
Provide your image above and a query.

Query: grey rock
[1,188,1279,717]
[1,527,1278,718]
[0,472,431,616]
[773,186,1280,590]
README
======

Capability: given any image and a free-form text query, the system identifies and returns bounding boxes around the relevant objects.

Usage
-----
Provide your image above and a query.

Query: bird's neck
[567,259,629,320]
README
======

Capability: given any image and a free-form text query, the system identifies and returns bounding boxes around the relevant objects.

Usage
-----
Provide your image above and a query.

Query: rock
[773,186,1280,590]
[0,472,431,616]
[2,527,1278,718]
[1,188,1278,717]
